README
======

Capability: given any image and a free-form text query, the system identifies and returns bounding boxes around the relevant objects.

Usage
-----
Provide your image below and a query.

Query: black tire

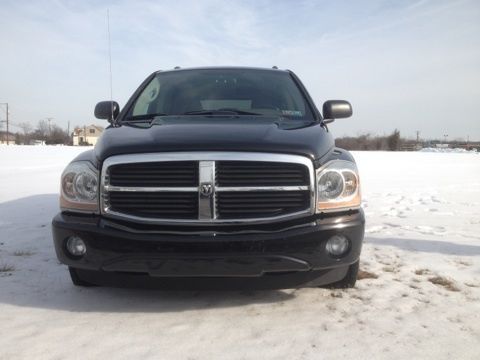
[326,260,359,289]
[68,267,97,287]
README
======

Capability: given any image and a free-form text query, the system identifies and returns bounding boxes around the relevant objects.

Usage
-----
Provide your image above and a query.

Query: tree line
[12,119,71,145]
[335,129,405,151]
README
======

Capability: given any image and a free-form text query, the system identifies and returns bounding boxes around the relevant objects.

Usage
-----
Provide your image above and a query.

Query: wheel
[68,267,97,287]
[326,260,359,289]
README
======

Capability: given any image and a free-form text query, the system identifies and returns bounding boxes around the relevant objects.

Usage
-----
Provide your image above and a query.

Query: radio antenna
[107,9,114,122]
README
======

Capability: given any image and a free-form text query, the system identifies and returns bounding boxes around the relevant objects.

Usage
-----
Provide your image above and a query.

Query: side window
[133,77,161,115]
[89,129,95,134]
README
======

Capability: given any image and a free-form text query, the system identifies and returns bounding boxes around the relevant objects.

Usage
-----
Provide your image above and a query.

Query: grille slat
[216,161,309,187]
[109,191,198,219]
[109,161,198,187]
[218,201,306,207]
[217,190,310,219]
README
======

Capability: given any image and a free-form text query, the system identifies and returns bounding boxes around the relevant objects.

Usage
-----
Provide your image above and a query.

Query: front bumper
[52,210,365,288]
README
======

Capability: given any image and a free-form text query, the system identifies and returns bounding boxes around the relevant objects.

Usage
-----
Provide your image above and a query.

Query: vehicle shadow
[0,194,296,313]
[366,236,480,256]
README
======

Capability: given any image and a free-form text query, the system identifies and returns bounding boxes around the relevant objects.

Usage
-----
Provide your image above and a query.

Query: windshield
[128,69,314,120]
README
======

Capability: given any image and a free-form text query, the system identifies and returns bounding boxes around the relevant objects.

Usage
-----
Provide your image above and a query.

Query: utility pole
[46,117,53,136]
[0,103,9,145]
[67,121,71,145]
[6,103,8,145]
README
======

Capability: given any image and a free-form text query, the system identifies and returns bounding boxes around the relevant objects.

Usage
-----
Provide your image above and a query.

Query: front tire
[325,260,359,289]
[68,267,97,287]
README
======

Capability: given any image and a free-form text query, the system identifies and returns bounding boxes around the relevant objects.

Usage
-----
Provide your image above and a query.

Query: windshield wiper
[125,113,169,122]
[183,109,261,116]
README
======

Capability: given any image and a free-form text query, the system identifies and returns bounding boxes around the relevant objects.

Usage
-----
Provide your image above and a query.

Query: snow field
[0,146,479,359]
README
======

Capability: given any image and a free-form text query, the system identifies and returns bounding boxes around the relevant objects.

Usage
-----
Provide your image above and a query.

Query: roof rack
[174,66,181,69]
[272,66,278,69]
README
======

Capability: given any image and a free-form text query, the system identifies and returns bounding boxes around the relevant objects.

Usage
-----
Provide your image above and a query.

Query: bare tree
[34,119,49,140]
[387,129,401,151]
[46,124,70,145]
[18,122,33,135]
[17,122,33,144]
[336,129,405,151]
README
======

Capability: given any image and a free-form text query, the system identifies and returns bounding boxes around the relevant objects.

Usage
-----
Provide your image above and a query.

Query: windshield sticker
[281,110,303,116]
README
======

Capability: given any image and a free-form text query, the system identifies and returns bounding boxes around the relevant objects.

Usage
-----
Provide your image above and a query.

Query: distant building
[400,142,422,151]
[72,125,104,146]
[0,131,15,145]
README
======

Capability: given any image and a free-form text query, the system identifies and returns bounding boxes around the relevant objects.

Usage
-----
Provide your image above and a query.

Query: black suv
[52,67,365,289]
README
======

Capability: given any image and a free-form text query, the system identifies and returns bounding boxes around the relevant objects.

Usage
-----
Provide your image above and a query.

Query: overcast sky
[0,0,479,140]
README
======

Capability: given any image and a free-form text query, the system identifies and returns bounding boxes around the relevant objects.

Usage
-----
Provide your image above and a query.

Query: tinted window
[131,69,313,120]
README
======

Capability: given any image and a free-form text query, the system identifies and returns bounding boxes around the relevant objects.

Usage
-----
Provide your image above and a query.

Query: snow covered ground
[0,146,479,360]
[420,147,478,153]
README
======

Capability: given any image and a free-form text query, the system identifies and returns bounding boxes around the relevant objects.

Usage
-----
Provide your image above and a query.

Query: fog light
[66,236,86,256]
[326,235,349,257]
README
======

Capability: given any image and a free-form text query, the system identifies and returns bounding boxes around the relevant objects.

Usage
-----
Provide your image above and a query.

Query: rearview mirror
[94,101,120,122]
[322,100,352,123]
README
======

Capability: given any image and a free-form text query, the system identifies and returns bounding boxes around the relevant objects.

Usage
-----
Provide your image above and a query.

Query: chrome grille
[101,152,315,224]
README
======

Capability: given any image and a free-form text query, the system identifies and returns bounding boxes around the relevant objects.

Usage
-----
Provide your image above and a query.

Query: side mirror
[322,100,352,123]
[94,101,120,122]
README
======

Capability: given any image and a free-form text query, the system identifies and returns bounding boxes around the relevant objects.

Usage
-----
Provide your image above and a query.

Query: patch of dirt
[454,259,472,267]
[350,293,364,301]
[358,270,379,280]
[415,268,432,276]
[13,250,35,257]
[326,303,336,311]
[428,276,460,292]
[0,263,15,272]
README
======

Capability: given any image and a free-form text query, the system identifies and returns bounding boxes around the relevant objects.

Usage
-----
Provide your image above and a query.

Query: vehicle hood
[94,117,334,162]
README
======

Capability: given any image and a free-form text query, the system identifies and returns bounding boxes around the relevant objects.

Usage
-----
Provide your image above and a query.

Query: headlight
[60,161,99,213]
[315,160,361,212]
